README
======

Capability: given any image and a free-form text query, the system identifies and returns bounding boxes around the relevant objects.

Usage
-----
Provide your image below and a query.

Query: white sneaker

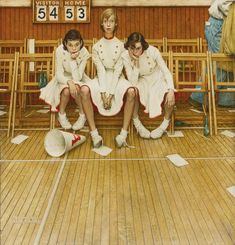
[151,127,165,139]
[58,113,72,129]
[90,129,103,148]
[115,134,127,148]
[133,118,150,139]
[72,114,86,131]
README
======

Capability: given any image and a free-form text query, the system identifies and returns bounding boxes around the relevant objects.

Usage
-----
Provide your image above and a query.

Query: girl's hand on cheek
[71,51,79,59]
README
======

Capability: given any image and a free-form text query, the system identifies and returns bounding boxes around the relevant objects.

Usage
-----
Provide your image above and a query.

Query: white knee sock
[159,118,170,130]
[120,128,128,138]
[79,113,86,118]
[90,128,99,137]
[133,116,140,123]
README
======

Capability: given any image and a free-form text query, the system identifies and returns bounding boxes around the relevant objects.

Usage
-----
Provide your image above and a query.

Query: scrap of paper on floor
[220,130,235,138]
[167,130,184,137]
[166,153,189,167]
[92,146,112,156]
[11,135,29,144]
[226,186,235,197]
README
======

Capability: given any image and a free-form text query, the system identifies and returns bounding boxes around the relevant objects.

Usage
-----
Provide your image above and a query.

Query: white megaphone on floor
[44,129,86,157]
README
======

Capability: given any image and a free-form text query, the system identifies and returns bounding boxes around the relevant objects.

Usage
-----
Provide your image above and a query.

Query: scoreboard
[33,0,90,23]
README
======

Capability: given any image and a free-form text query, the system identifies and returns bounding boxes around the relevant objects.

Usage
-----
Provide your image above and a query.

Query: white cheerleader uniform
[85,37,132,116]
[122,45,174,118]
[40,44,90,111]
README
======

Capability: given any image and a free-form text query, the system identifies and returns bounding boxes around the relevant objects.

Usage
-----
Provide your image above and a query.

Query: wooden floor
[0,129,235,245]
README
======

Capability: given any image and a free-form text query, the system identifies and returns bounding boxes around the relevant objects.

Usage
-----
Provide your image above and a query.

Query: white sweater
[209,0,234,19]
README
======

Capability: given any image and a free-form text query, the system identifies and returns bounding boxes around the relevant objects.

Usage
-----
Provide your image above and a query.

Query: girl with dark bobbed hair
[124,32,149,51]
[122,32,175,139]
[40,29,90,131]
[62,29,84,50]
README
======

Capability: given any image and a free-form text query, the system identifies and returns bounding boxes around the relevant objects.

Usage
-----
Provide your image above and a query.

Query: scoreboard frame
[33,0,91,23]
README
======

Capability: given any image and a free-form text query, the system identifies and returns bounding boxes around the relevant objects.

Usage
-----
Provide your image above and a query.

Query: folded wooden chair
[0,39,27,54]
[209,53,235,134]
[33,39,61,53]
[0,52,19,137]
[200,38,208,53]
[12,52,55,136]
[146,38,165,52]
[164,38,201,53]
[171,52,212,135]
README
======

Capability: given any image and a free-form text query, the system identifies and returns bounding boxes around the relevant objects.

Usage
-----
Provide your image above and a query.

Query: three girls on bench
[40,29,89,131]
[122,32,175,139]
[81,8,135,148]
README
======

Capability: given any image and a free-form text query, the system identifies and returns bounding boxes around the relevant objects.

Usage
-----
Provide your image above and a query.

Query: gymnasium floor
[1,127,234,245]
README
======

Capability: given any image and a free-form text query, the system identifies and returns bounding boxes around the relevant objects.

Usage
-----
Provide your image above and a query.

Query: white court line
[33,153,68,245]
[1,156,235,164]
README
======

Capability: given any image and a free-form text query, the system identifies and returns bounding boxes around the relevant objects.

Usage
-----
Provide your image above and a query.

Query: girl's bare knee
[127,88,136,100]
[62,88,70,97]
[81,86,90,98]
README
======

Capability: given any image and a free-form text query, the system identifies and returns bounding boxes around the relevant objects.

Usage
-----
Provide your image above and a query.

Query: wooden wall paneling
[0,8,4,39]
[11,8,14,39]
[157,8,163,38]
[195,8,200,37]
[22,8,27,39]
[147,7,152,37]
[20,9,24,40]
[16,8,21,39]
[124,7,128,38]
[162,8,168,38]
[142,8,146,37]
[137,7,141,35]
[5,8,11,39]
[93,7,99,39]
[183,7,187,38]
[199,7,203,37]
[153,8,157,38]
[200,7,207,37]
[96,7,104,39]
[130,7,135,36]
[167,7,172,38]
[125,7,129,38]
[131,8,136,36]
[190,7,196,37]
[88,9,93,39]
[171,7,176,38]
[85,22,90,40]
[200,6,206,37]
[91,8,96,39]
[150,7,154,39]
[116,8,121,38]
[185,6,191,39]
[130,7,134,35]
[176,7,181,38]
[138,7,142,35]
[0,7,209,40]
[50,23,56,40]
